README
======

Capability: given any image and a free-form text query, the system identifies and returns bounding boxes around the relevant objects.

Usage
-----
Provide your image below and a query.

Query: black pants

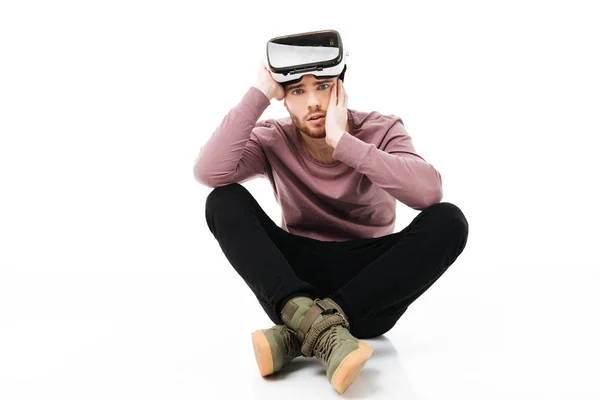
[205,183,469,339]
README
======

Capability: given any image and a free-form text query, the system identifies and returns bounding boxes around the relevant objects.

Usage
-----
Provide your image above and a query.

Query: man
[193,60,469,394]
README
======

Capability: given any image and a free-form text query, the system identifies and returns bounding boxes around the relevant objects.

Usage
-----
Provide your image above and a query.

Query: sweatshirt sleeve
[332,117,443,210]
[193,86,272,188]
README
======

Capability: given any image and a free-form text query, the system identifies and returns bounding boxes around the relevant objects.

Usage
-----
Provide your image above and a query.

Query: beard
[290,112,326,139]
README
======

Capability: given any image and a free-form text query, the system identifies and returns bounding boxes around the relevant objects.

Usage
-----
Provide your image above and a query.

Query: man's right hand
[253,57,285,101]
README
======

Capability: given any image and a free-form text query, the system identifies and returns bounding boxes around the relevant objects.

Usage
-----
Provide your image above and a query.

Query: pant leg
[327,202,469,339]
[348,278,436,339]
[204,183,319,324]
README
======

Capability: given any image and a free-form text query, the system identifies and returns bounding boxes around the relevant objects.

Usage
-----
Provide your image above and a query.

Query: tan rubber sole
[251,330,274,377]
[330,341,374,394]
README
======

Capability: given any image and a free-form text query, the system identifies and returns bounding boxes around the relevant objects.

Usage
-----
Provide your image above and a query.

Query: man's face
[283,74,335,139]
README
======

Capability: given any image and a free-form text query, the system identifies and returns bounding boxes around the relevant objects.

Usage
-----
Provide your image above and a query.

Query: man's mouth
[308,114,325,123]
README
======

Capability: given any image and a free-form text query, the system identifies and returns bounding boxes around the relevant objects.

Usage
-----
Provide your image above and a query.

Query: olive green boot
[312,323,373,394]
[251,325,301,376]
[281,297,374,394]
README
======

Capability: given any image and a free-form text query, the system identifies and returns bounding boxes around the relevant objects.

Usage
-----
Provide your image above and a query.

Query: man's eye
[292,84,328,95]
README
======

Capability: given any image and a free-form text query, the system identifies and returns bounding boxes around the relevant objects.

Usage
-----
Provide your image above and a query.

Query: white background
[1,0,599,398]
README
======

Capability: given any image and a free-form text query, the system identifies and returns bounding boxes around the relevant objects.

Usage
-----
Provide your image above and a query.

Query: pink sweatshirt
[193,86,443,242]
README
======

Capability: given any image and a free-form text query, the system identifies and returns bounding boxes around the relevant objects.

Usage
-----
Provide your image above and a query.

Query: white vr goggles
[266,29,349,85]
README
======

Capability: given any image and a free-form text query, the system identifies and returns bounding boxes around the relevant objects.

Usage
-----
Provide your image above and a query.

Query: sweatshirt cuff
[239,86,272,120]
[332,132,371,169]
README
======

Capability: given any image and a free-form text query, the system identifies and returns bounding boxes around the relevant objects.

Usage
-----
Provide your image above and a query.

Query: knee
[205,183,247,213]
[424,202,469,240]
[204,183,253,228]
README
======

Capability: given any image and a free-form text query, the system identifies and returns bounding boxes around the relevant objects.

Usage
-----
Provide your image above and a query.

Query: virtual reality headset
[266,29,348,85]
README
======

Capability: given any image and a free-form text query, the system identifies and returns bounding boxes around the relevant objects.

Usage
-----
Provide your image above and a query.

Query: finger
[339,80,346,107]
[330,82,337,104]
[336,79,341,105]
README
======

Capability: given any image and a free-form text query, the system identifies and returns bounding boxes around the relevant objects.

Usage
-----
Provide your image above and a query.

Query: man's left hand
[325,79,348,148]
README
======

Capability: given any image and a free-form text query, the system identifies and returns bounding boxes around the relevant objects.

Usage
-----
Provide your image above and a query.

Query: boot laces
[281,327,300,360]
[313,325,341,364]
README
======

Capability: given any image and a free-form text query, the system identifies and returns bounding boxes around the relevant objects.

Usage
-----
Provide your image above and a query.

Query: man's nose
[306,91,321,109]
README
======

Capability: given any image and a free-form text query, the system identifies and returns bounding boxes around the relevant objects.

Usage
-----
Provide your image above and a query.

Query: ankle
[280,296,314,329]
[280,297,350,357]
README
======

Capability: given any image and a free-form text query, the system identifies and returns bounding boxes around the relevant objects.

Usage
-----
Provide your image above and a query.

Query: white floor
[2,258,600,399]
